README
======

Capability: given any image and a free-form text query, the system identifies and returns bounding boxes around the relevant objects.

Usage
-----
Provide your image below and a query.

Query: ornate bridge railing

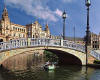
[90,50,100,60]
[1,38,100,60]
[0,38,85,52]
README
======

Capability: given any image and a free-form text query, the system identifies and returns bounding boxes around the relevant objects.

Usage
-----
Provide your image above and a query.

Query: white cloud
[5,0,68,22]
[62,0,73,3]
[55,9,63,17]
[55,9,68,18]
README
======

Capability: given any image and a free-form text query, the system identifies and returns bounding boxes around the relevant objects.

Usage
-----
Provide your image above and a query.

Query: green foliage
[0,24,2,27]
[94,60,100,64]
[0,24,2,29]
[44,50,58,62]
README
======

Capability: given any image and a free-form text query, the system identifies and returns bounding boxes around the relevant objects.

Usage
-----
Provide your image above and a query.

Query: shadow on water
[0,64,97,80]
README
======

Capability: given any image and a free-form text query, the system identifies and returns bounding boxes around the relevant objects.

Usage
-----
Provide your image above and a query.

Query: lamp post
[85,0,91,67]
[62,11,66,40]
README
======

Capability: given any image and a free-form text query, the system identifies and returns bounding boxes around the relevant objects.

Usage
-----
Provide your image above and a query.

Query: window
[18,28,19,31]
[33,35,34,38]
[24,29,25,32]
[23,34,25,38]
[16,28,17,31]
[6,26,9,30]
[14,33,16,37]
[20,28,21,32]
[13,27,15,30]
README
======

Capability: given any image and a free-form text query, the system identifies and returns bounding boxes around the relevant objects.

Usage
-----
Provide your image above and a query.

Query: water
[0,52,100,80]
[0,66,100,80]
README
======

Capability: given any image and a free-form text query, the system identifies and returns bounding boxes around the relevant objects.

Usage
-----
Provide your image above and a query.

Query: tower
[0,5,11,41]
[45,24,50,38]
[1,5,10,22]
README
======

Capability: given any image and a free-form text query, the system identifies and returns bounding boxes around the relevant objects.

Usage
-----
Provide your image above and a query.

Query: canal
[0,51,100,80]
[0,66,100,80]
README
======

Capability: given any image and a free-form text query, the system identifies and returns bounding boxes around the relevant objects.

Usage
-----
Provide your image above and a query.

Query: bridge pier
[87,46,96,64]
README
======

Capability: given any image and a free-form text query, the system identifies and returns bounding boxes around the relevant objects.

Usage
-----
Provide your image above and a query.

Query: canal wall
[2,50,44,71]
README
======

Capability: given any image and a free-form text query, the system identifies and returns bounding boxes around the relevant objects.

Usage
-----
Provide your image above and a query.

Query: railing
[90,50,100,60]
[1,38,100,60]
[63,40,85,52]
[0,38,85,52]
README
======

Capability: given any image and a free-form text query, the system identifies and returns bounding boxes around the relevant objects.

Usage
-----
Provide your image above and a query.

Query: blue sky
[0,0,99,38]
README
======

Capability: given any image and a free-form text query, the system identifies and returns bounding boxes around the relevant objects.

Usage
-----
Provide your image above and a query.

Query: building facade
[90,32,100,50]
[26,21,50,38]
[0,7,50,42]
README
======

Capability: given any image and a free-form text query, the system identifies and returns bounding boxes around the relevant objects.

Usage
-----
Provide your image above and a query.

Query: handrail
[0,38,85,53]
[90,50,100,60]
[0,38,100,60]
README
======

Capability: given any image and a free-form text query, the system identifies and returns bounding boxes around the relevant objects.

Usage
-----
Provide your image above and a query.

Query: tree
[44,50,58,62]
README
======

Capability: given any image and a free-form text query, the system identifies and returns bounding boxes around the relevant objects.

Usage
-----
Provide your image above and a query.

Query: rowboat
[44,63,55,70]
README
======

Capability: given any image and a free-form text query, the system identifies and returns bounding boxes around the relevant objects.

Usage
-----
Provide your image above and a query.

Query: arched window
[0,39,3,42]
[14,33,16,37]
[18,28,19,31]
[33,35,34,38]
[20,28,21,32]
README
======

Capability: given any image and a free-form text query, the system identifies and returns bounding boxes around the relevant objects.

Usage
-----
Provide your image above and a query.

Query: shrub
[94,60,100,64]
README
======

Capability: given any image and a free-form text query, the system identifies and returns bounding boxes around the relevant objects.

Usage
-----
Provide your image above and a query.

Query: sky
[0,0,99,38]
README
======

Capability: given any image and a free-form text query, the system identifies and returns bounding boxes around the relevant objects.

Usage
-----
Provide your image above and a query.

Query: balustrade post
[27,38,31,47]
[19,39,22,47]
[60,38,63,46]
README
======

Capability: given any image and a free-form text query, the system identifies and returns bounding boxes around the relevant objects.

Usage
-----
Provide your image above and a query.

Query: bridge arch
[45,49,82,65]
[0,46,86,66]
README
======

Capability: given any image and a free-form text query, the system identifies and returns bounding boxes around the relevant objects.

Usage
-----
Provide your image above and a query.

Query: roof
[11,22,26,28]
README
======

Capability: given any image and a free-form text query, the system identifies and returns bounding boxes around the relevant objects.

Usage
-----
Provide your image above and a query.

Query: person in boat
[44,61,50,70]
[45,61,50,66]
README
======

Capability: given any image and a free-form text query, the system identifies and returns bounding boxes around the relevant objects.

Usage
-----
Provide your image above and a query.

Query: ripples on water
[0,65,100,80]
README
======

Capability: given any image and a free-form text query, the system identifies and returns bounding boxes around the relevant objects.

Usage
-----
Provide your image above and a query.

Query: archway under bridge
[0,46,86,66]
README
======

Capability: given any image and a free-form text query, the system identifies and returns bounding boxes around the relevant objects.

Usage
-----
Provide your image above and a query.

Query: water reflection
[0,53,100,80]
[1,51,44,71]
[0,65,99,80]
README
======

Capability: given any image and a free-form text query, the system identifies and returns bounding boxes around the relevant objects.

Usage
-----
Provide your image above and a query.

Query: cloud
[55,9,63,17]
[55,9,68,17]
[62,0,74,3]
[5,0,67,22]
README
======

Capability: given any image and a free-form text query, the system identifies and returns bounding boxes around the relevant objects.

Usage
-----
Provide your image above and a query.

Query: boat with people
[43,61,56,70]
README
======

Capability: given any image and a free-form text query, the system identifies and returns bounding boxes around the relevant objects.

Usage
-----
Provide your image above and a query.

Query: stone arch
[0,46,86,66]
[45,49,82,65]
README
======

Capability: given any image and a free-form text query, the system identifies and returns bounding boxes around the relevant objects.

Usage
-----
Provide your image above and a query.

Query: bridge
[0,38,100,66]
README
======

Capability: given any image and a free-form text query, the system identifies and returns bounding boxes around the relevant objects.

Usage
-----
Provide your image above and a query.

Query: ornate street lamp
[62,10,66,40]
[85,0,91,67]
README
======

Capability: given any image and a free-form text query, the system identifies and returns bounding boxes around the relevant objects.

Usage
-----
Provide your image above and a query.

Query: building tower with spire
[0,5,27,42]
[2,5,10,22]
[45,24,50,38]
[0,5,11,41]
